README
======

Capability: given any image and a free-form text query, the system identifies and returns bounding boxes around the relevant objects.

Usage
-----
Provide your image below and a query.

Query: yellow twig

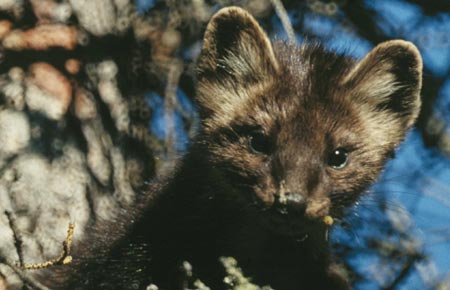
[18,223,74,270]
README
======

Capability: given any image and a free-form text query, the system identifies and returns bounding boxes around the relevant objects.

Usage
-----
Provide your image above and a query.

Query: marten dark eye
[327,148,349,169]
[248,131,272,154]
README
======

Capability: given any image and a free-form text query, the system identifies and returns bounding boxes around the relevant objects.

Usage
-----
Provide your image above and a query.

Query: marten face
[196,7,422,236]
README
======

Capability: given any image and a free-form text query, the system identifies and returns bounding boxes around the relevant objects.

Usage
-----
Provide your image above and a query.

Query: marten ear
[344,40,422,131]
[196,7,279,119]
[198,6,278,81]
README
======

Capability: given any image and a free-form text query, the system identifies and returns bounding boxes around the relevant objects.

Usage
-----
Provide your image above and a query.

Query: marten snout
[274,192,307,216]
[272,191,330,219]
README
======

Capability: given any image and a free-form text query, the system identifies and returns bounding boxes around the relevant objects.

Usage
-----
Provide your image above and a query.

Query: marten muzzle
[273,192,307,216]
[273,190,331,221]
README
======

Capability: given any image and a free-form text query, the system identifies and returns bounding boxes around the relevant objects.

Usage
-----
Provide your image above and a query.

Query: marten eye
[248,131,272,154]
[327,148,349,169]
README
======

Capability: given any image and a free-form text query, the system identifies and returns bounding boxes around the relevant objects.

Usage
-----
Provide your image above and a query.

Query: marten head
[195,7,422,237]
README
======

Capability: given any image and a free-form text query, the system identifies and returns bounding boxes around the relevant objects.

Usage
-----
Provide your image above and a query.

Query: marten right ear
[343,40,422,130]
[343,40,422,150]
[196,7,279,119]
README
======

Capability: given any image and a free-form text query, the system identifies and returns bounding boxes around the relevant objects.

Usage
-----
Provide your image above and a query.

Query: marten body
[47,6,422,290]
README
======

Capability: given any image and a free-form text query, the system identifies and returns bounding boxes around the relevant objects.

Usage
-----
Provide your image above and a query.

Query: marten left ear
[344,40,422,129]
[196,6,279,120]
[197,6,279,84]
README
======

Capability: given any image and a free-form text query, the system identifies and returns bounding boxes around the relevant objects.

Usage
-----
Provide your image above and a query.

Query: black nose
[274,192,307,215]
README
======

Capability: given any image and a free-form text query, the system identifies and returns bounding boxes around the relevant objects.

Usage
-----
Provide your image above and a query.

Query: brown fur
[47,6,422,290]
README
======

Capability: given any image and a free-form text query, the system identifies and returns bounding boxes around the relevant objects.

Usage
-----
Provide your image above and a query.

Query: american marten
[47,6,422,290]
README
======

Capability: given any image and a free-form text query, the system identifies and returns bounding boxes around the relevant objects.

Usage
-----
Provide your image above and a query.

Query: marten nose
[274,192,307,215]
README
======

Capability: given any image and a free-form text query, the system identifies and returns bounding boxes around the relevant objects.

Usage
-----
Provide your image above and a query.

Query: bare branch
[270,0,295,42]
[4,210,24,266]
